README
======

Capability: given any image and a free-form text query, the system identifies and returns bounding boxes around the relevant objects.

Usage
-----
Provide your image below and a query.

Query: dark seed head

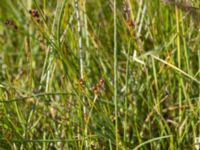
[5,19,13,25]
[5,19,18,30]
[29,9,39,18]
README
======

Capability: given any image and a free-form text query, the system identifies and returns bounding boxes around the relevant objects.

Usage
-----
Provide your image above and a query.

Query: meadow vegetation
[0,0,200,149]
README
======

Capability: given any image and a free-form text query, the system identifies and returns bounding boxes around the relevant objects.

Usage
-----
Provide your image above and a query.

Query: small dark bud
[5,19,18,30]
[29,9,39,18]
[5,19,13,25]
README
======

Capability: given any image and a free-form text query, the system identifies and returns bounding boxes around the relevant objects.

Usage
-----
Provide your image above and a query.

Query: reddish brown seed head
[92,86,99,95]
[79,78,84,85]
[29,9,39,18]
[76,78,85,89]
[99,79,104,87]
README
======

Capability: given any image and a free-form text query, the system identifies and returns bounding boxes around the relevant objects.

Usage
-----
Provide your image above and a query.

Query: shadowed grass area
[0,0,200,149]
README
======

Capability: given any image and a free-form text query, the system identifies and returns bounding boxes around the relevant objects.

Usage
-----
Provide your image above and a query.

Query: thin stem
[124,42,130,144]
[75,0,84,79]
[175,5,182,144]
[114,0,118,149]
[150,54,200,84]
[75,0,87,149]
[85,95,98,131]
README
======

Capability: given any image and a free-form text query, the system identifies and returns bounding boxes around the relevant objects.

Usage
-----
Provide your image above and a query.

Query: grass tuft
[0,0,200,149]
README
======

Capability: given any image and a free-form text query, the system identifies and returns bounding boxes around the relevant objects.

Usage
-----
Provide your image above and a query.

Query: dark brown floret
[5,19,18,30]
[5,19,14,25]
[29,9,39,18]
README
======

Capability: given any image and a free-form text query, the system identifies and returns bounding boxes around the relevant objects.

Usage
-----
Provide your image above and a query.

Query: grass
[0,0,200,149]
